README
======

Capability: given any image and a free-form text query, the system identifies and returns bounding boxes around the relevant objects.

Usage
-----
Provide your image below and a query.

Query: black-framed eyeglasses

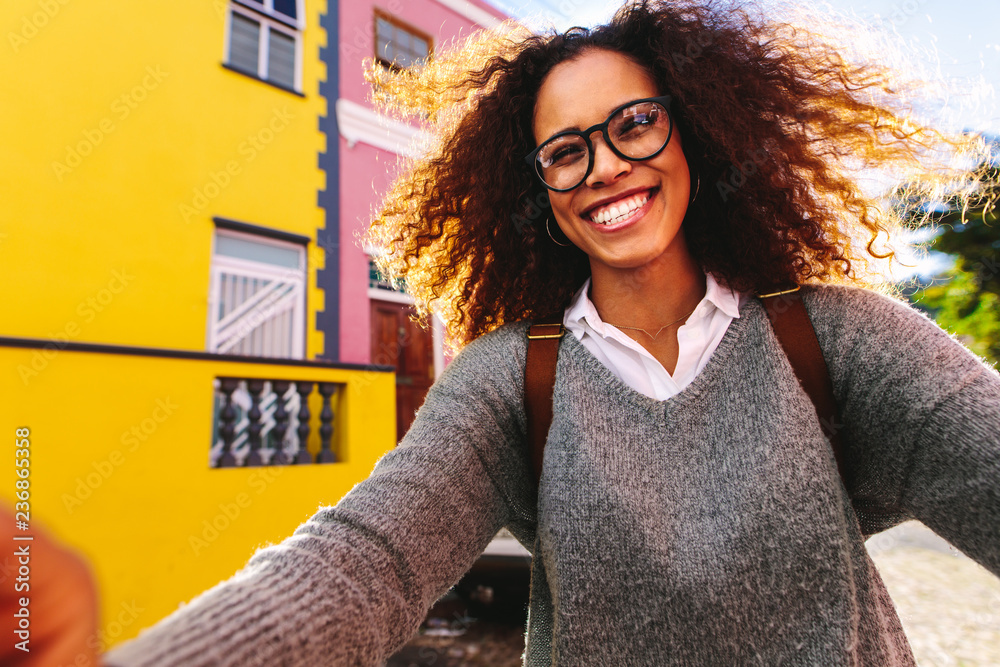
[524,95,673,192]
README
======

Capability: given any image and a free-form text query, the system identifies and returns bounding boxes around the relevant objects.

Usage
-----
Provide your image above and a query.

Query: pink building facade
[319,0,507,375]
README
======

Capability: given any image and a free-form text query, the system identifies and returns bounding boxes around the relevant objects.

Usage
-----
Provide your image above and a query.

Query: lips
[586,189,653,225]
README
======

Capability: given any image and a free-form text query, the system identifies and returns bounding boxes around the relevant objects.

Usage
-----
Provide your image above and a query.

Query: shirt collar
[564,272,744,337]
[702,272,743,319]
[564,277,607,336]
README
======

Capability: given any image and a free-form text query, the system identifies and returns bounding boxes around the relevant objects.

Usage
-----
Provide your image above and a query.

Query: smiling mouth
[587,190,653,225]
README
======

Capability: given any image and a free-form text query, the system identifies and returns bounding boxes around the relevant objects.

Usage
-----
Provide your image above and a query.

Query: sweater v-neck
[558,296,760,413]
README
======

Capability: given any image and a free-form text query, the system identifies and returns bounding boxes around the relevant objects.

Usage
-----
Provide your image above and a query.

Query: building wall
[0,344,395,647]
[334,0,506,363]
[3,0,328,358]
[0,0,398,648]
[0,0,507,649]
[338,0,503,105]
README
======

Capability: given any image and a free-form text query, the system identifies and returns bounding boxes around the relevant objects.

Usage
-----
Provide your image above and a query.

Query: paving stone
[867,521,1000,666]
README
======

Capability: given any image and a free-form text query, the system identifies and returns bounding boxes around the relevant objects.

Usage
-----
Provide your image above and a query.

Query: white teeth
[590,193,650,225]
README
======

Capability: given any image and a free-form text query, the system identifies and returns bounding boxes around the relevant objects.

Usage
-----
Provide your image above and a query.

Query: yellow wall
[1,345,395,648]
[1,0,329,358]
[1,0,408,650]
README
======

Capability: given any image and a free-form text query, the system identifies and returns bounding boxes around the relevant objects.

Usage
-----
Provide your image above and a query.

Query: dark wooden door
[371,301,435,441]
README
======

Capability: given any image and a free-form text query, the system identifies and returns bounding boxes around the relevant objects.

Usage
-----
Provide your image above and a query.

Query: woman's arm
[805,285,1000,575]
[899,369,1000,573]
[104,324,534,667]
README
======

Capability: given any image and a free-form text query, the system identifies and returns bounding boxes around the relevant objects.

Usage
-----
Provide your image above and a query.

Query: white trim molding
[367,287,414,305]
[431,0,503,28]
[336,98,429,157]
[432,313,445,380]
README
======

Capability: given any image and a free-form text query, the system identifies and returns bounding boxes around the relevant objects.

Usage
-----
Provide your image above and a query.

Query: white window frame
[208,229,307,359]
[233,0,304,29]
[224,1,303,93]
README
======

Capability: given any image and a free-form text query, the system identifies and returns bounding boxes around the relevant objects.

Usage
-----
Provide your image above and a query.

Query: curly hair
[366,0,978,346]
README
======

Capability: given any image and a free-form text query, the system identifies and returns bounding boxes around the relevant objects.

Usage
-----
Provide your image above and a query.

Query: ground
[867,521,1000,666]
[386,615,525,667]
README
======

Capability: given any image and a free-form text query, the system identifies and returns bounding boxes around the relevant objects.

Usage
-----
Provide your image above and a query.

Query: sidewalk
[866,521,1000,666]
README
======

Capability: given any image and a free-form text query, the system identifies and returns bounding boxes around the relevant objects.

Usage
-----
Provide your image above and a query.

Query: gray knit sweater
[106,285,1000,666]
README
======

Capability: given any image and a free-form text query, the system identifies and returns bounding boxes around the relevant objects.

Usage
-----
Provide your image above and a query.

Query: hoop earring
[546,217,570,247]
[689,173,701,204]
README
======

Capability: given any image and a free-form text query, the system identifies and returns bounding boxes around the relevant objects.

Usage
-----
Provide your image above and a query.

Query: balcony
[1,335,395,645]
[212,378,343,467]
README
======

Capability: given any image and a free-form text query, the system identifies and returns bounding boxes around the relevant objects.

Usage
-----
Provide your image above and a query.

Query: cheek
[664,146,691,185]
[547,192,575,223]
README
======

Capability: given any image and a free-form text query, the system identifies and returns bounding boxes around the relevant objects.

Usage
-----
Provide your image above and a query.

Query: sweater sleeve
[805,286,1000,575]
[902,368,1000,574]
[103,324,534,667]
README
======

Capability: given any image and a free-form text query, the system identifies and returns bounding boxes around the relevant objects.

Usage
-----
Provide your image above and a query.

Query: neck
[589,238,706,329]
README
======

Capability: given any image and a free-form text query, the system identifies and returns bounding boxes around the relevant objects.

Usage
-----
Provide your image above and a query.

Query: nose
[584,131,631,188]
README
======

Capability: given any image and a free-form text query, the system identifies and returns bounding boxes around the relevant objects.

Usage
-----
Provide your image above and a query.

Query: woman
[107,1,999,665]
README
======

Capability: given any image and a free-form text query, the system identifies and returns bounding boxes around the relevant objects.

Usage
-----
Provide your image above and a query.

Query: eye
[616,105,659,136]
[540,138,586,167]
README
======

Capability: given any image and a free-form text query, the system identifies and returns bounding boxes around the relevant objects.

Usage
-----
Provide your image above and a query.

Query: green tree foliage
[906,151,1000,366]
[913,266,1000,364]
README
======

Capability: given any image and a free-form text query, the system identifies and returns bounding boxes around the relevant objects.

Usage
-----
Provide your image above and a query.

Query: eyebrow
[540,98,646,142]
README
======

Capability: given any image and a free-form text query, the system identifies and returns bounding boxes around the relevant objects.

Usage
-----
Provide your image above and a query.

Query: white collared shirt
[563,273,749,401]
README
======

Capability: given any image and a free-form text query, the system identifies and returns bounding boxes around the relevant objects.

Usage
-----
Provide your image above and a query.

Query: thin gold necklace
[605,305,698,340]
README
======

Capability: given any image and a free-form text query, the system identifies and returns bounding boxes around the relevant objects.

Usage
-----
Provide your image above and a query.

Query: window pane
[394,27,410,53]
[229,12,260,75]
[375,19,391,61]
[376,36,392,62]
[373,16,430,69]
[413,37,429,59]
[216,234,302,269]
[273,0,297,20]
[267,29,297,89]
[394,50,414,69]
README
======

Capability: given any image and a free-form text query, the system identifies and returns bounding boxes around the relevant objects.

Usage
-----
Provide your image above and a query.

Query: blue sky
[487,0,1000,135]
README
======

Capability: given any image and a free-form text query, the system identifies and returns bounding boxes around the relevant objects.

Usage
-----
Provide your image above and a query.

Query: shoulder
[427,321,531,406]
[461,320,532,357]
[798,282,996,385]
[800,283,930,327]
[448,321,530,375]
[801,283,953,350]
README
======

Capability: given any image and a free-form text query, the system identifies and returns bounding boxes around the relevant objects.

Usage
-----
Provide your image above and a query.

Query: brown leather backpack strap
[758,287,848,489]
[524,313,565,485]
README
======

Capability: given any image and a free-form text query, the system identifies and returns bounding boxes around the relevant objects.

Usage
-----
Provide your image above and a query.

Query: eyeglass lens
[535,101,671,190]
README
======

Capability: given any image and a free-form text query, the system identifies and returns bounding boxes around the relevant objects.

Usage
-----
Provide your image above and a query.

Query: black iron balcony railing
[212,377,342,468]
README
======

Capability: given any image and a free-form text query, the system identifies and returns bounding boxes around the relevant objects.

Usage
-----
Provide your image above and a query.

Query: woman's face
[532,49,692,277]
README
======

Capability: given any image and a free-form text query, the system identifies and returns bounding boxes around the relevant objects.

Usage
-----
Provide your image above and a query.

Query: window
[226,1,302,92]
[236,0,299,23]
[208,230,306,359]
[374,11,431,70]
[368,257,401,293]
